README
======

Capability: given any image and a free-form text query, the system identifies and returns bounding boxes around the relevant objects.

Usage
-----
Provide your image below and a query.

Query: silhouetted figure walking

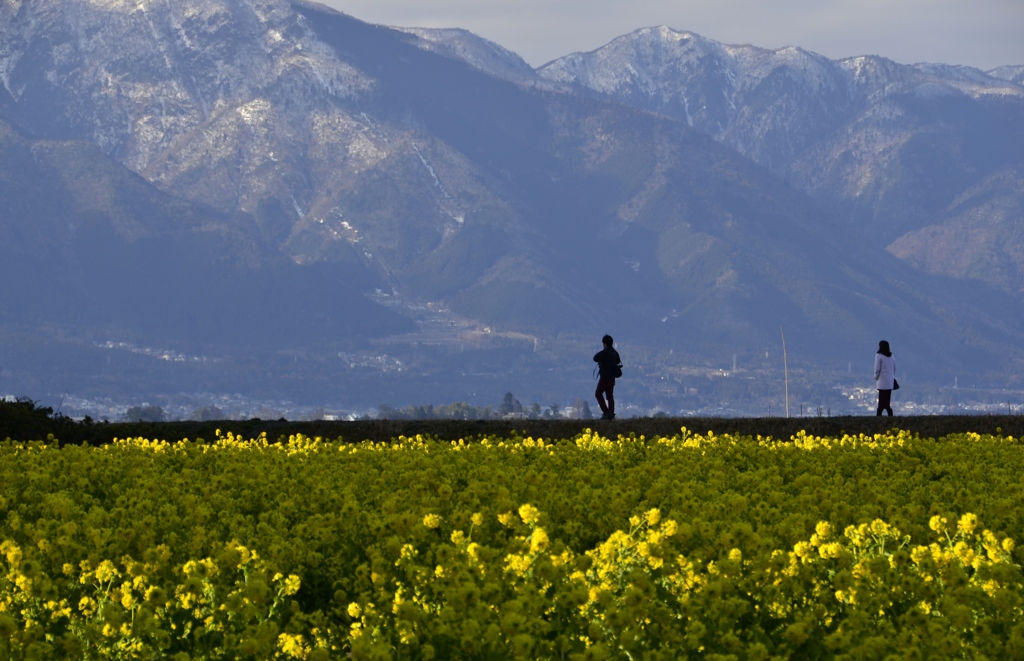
[874,340,896,416]
[593,335,622,420]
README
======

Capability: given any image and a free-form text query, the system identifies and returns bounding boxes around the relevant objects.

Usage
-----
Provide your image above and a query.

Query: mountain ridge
[3,1,1024,411]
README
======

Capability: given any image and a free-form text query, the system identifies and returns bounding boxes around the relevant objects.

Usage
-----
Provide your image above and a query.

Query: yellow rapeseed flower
[519,504,540,525]
[957,513,979,535]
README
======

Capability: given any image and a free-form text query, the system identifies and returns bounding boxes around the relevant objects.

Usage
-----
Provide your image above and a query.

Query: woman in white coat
[874,340,896,416]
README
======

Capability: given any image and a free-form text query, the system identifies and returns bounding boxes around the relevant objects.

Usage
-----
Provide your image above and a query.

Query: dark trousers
[877,389,892,416]
[596,378,615,414]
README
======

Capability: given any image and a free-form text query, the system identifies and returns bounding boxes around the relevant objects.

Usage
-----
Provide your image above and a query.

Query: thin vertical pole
[780,326,789,418]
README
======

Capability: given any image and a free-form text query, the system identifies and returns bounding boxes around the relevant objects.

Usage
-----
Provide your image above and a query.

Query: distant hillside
[0,115,412,347]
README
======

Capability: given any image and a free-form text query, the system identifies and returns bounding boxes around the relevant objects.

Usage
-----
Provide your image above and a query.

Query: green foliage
[0,397,55,430]
[189,405,225,422]
[377,402,498,420]
[0,397,82,443]
[498,392,524,417]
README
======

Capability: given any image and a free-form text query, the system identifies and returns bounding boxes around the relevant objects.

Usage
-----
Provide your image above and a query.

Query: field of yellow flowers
[2,428,1023,659]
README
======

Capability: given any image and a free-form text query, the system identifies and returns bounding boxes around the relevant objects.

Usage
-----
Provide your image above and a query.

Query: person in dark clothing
[593,335,622,420]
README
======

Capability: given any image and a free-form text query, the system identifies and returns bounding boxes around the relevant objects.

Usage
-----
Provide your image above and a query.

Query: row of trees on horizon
[119,393,597,423]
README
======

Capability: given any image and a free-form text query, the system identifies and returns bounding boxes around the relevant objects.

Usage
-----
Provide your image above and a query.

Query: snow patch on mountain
[987,65,1024,86]
[397,27,536,83]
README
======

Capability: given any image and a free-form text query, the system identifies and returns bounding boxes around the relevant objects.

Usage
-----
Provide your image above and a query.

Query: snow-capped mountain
[531,27,1024,293]
[404,26,1024,295]
[536,26,1022,180]
[3,0,1024,404]
[539,27,855,167]
[537,26,1021,148]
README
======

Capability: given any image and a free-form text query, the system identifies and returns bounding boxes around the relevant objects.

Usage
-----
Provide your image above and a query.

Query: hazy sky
[318,0,1024,71]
